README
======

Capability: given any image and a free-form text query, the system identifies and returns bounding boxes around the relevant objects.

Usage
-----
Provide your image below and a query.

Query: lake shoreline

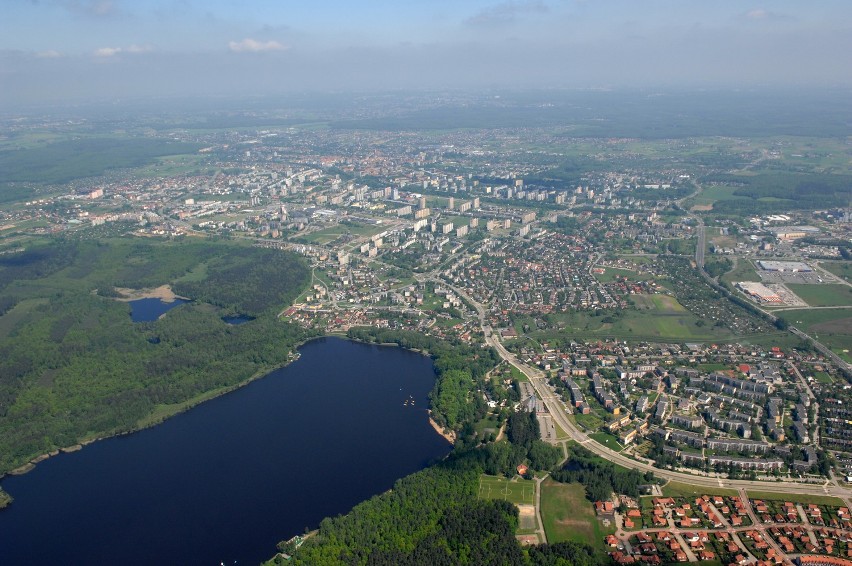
[0,336,449,565]
[1,344,304,486]
[0,334,450,502]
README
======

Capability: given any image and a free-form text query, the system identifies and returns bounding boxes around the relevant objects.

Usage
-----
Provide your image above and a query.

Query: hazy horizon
[2,1,852,109]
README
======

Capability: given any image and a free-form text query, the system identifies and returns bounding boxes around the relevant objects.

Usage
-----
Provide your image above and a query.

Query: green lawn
[661,480,738,498]
[721,259,761,285]
[540,479,613,549]
[787,284,852,307]
[478,474,536,506]
[744,490,845,507]
[589,432,624,452]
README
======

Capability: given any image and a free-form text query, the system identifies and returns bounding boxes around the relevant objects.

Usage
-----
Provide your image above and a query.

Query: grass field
[721,258,761,285]
[661,480,738,498]
[540,479,613,548]
[589,432,624,452]
[632,294,687,312]
[786,284,852,307]
[478,475,536,506]
[786,307,852,362]
[691,185,751,208]
[743,490,845,507]
[823,262,852,284]
[538,302,734,343]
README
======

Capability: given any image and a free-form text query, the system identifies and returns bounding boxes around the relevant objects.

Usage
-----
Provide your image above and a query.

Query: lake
[0,337,451,565]
[128,297,190,321]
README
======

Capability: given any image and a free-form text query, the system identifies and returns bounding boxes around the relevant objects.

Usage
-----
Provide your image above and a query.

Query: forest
[0,238,312,475]
[0,137,204,185]
[273,451,608,566]
[551,446,655,502]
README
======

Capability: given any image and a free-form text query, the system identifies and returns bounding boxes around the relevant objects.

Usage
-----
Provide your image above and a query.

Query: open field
[589,432,624,451]
[786,284,852,307]
[744,490,845,507]
[662,480,738,498]
[823,262,852,284]
[691,185,752,209]
[787,308,852,362]
[536,303,735,343]
[540,479,613,548]
[632,294,687,312]
[478,474,536,506]
[721,259,761,285]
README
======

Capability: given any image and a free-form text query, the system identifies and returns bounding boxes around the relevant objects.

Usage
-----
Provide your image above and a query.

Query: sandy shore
[114,285,186,302]
[428,411,457,444]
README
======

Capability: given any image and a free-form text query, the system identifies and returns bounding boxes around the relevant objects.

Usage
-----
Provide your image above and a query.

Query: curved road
[443,278,852,502]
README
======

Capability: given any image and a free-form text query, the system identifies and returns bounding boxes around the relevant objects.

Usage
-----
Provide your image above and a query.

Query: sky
[2,0,851,108]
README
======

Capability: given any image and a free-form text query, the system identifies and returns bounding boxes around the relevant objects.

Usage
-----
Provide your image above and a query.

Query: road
[442,279,852,501]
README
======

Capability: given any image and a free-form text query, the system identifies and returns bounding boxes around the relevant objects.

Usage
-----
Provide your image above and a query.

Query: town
[2,108,851,565]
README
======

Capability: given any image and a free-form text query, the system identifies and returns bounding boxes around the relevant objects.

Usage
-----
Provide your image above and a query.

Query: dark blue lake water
[0,337,450,566]
[128,297,189,321]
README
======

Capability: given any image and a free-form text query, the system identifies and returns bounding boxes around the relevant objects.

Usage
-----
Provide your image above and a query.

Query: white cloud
[93,44,152,57]
[228,38,287,53]
[36,50,64,58]
[94,46,122,57]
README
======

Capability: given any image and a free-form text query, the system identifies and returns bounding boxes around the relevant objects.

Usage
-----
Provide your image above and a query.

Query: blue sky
[2,1,851,106]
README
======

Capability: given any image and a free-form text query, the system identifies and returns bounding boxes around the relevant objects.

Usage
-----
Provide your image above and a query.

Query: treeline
[274,452,608,566]
[346,327,500,430]
[551,446,653,502]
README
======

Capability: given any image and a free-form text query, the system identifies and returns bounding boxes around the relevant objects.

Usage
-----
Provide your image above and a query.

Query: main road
[442,279,852,502]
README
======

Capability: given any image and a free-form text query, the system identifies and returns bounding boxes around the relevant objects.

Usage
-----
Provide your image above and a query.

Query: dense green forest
[0,138,203,185]
[0,238,312,474]
[551,446,654,502]
[273,451,608,566]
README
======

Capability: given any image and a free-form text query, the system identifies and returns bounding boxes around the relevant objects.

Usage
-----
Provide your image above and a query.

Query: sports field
[478,474,536,506]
